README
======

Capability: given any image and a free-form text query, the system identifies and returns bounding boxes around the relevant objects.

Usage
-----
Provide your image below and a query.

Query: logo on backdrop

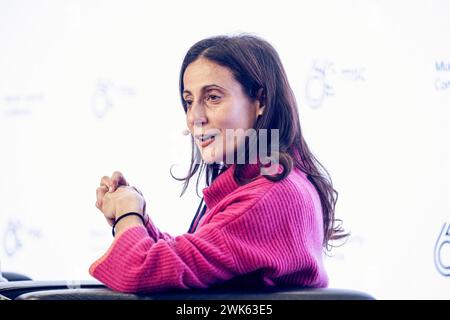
[434,222,450,276]
[2,218,42,257]
[434,61,450,91]
[91,79,136,119]
[305,60,365,109]
[0,93,44,117]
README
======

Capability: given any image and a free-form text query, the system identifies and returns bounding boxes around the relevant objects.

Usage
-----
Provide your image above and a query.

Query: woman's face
[183,57,264,164]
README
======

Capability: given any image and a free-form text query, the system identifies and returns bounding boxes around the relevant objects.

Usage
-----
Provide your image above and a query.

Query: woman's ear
[257,106,266,117]
[256,88,266,117]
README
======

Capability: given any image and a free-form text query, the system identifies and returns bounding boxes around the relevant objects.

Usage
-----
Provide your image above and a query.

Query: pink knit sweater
[89,163,328,293]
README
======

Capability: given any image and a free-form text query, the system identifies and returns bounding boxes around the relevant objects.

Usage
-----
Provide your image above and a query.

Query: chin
[201,155,223,165]
[200,148,224,164]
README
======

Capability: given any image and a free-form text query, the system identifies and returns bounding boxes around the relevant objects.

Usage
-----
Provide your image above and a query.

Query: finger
[100,176,113,191]
[95,185,108,208]
[110,171,129,192]
[96,185,109,209]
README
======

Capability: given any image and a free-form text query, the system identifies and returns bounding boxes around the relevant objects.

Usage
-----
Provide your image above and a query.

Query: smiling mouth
[196,133,217,147]
[197,133,215,141]
[195,129,220,140]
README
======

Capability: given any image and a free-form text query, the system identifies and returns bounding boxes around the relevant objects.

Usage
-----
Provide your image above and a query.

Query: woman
[91,34,346,293]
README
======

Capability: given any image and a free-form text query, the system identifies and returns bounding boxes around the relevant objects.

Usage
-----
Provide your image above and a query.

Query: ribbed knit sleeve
[89,223,236,293]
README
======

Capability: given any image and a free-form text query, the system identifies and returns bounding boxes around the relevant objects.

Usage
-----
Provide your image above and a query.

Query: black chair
[2,272,33,282]
[0,279,375,300]
[0,280,104,300]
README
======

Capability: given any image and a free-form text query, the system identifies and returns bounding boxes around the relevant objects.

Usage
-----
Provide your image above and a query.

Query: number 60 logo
[434,222,450,276]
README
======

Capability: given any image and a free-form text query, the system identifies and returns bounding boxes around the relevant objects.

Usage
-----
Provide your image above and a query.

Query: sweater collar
[202,163,261,209]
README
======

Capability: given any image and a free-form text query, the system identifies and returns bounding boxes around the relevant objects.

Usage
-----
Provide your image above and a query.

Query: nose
[187,101,208,130]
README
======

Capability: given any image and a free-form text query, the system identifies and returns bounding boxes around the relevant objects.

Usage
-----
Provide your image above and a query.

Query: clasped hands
[95,171,148,234]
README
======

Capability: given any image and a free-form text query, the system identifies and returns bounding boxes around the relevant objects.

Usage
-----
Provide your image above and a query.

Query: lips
[195,132,218,148]
[198,135,215,147]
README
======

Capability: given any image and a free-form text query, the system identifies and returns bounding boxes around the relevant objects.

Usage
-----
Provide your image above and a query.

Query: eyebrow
[183,84,227,96]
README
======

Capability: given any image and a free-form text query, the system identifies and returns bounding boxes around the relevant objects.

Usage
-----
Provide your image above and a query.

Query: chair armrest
[0,280,105,300]
[15,286,375,300]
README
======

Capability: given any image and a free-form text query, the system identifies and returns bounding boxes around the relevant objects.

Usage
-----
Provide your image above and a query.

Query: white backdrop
[0,0,449,299]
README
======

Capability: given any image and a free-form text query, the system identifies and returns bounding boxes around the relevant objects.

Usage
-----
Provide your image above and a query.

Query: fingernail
[109,186,113,192]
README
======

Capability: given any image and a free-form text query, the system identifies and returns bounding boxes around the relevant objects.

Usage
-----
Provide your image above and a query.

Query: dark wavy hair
[172,34,347,250]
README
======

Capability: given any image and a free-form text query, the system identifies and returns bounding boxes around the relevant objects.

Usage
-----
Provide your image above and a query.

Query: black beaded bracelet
[112,212,145,237]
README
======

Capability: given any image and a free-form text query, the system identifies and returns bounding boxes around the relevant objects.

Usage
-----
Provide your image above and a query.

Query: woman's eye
[206,94,221,102]
[184,100,193,108]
